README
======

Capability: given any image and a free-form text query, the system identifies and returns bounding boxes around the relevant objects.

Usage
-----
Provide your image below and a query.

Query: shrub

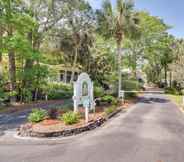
[124,92,137,99]
[46,83,73,100]
[55,102,73,114]
[21,88,32,102]
[165,87,182,95]
[94,86,104,98]
[122,79,142,91]
[0,88,8,105]
[101,95,116,104]
[60,111,79,125]
[105,106,117,115]
[28,109,47,123]
[48,108,58,119]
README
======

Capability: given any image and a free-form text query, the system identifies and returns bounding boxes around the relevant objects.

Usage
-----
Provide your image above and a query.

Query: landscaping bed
[17,105,123,138]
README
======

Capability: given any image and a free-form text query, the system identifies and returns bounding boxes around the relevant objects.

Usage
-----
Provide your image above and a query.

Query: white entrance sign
[73,73,94,123]
[119,90,125,103]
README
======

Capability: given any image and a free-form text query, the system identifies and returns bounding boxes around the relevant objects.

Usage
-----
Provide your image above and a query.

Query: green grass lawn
[167,94,183,106]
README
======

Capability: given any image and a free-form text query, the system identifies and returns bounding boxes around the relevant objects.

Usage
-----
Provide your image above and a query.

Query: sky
[88,0,184,38]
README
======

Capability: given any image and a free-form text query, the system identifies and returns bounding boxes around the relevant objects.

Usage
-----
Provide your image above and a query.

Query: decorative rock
[18,123,33,137]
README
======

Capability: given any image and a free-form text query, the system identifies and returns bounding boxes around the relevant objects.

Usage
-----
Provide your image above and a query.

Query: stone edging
[17,109,122,138]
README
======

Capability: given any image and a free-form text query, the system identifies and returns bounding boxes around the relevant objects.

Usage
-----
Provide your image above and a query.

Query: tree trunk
[24,32,40,86]
[133,50,137,79]
[164,65,167,87]
[70,46,78,83]
[8,27,16,103]
[0,54,2,79]
[23,32,34,88]
[169,71,172,88]
[8,50,16,103]
[23,32,40,101]
[0,25,3,79]
[117,42,122,97]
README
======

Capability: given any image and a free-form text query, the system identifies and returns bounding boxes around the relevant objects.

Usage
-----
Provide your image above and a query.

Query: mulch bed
[32,111,105,133]
[17,107,123,138]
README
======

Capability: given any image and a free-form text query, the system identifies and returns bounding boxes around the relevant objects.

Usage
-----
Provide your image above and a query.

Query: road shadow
[137,96,170,104]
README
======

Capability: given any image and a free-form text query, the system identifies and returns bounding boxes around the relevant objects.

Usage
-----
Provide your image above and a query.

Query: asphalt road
[0,93,184,162]
[0,99,72,135]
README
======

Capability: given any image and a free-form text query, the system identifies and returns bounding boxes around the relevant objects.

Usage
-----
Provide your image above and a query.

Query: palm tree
[96,0,139,96]
[0,25,3,79]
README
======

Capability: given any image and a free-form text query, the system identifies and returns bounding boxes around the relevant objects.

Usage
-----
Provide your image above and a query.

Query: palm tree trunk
[164,65,168,87]
[169,71,172,88]
[0,54,2,79]
[70,47,78,83]
[0,25,3,79]
[133,49,137,79]
[117,42,122,97]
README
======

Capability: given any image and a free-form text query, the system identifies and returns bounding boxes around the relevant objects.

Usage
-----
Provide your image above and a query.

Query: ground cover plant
[28,109,47,123]
[60,111,80,125]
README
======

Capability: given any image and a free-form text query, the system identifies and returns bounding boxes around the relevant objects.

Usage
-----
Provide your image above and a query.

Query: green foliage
[28,109,47,123]
[121,79,141,99]
[122,79,142,91]
[46,83,73,100]
[60,111,79,125]
[0,0,179,104]
[101,95,117,105]
[20,88,32,103]
[138,12,174,84]
[167,94,183,107]
[105,106,117,115]
[96,0,139,40]
[165,87,183,95]
[94,86,105,98]
[53,100,73,114]
[17,64,49,102]
[0,82,8,105]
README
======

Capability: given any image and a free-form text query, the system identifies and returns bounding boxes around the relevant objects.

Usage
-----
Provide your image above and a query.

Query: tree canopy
[0,0,183,104]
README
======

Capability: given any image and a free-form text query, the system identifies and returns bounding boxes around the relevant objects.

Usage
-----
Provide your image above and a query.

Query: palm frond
[102,0,113,17]
[116,0,124,14]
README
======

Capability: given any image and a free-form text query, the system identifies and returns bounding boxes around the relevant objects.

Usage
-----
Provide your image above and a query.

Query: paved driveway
[0,99,72,136]
[0,93,184,162]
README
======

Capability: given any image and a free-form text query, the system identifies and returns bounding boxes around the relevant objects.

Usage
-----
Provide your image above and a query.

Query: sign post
[119,90,125,103]
[73,73,94,123]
